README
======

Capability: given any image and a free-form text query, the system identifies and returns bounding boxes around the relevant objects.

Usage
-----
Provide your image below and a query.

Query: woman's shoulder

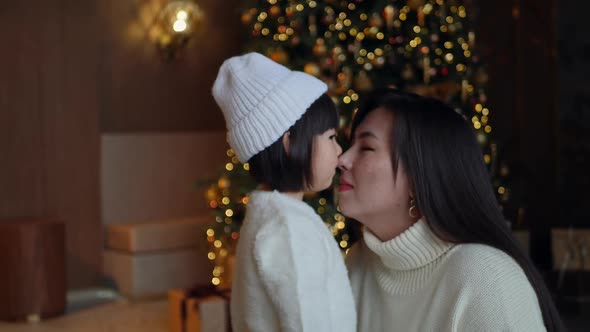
[444,244,545,330]
[443,243,533,293]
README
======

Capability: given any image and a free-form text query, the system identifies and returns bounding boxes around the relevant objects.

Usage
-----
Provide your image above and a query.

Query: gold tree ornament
[402,64,416,81]
[477,131,488,145]
[290,35,301,46]
[217,177,230,190]
[241,12,253,25]
[332,67,352,95]
[313,38,328,57]
[269,5,281,17]
[269,48,289,64]
[407,81,461,103]
[368,13,384,28]
[304,62,321,77]
[353,70,373,92]
[384,5,396,28]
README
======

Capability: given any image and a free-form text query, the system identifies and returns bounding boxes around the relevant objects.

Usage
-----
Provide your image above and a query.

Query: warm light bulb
[173,19,188,32]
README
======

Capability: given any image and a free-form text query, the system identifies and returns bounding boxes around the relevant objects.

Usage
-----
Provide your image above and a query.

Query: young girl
[212,52,356,332]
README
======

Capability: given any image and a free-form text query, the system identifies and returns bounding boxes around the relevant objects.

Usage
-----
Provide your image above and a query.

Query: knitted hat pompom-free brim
[212,52,327,162]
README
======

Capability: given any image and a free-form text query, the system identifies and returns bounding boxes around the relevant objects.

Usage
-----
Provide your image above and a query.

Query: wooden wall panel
[99,0,244,132]
[0,0,102,289]
[100,132,228,226]
[1,0,247,289]
[47,0,102,289]
[514,0,558,270]
[473,0,519,147]
[475,0,558,269]
[557,0,590,226]
[0,0,47,219]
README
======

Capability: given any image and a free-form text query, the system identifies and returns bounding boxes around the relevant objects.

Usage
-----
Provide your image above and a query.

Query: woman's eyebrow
[356,131,378,140]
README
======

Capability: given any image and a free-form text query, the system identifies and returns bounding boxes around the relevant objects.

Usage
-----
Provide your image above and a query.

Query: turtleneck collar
[363,218,454,271]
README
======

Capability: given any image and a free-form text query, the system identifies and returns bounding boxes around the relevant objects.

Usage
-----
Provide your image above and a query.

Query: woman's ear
[282,131,291,155]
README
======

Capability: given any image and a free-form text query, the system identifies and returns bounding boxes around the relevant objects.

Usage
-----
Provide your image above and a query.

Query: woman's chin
[337,201,356,219]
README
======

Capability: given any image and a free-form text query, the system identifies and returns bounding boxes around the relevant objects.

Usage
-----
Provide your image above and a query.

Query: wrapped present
[169,285,231,332]
[106,217,210,253]
[552,228,590,271]
[103,217,212,299]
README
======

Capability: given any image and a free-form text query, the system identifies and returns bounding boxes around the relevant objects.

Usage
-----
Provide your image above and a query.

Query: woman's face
[338,107,414,239]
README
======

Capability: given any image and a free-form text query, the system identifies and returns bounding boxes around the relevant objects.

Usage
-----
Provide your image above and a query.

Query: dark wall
[557,0,590,227]
[474,0,558,270]
[99,0,244,132]
[0,0,102,288]
[475,0,590,268]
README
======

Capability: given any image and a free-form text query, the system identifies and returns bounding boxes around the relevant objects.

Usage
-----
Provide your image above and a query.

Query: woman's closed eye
[360,146,375,152]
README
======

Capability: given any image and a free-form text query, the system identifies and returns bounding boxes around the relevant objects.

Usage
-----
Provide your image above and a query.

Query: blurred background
[0,0,588,330]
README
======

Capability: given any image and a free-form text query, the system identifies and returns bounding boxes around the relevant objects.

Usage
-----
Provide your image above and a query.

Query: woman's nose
[338,150,351,171]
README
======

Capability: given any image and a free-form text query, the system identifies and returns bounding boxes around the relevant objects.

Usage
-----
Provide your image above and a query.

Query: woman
[338,89,563,331]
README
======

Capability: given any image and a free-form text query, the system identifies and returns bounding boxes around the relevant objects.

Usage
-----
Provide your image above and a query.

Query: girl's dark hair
[248,93,338,192]
[352,88,563,331]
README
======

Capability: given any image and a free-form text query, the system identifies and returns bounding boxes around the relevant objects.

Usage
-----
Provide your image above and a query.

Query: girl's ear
[282,131,291,155]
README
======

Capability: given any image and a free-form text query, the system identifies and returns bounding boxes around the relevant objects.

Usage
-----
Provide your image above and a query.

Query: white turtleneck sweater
[230,190,356,332]
[346,219,546,332]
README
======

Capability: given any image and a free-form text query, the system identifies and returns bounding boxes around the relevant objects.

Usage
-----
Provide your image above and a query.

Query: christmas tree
[204,0,516,288]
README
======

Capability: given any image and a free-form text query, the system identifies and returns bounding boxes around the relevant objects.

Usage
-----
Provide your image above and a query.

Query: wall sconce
[155,0,203,61]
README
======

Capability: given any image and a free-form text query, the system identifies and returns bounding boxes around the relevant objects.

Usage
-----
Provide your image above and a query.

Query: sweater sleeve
[253,216,332,332]
[451,248,547,332]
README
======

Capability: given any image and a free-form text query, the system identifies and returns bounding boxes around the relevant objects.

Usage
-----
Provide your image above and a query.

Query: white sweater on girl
[230,190,356,332]
[346,219,546,332]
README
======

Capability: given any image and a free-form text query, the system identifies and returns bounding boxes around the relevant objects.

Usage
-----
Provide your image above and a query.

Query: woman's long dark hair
[352,88,563,331]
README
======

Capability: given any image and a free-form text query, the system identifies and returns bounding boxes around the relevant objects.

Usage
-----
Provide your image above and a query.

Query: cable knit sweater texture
[230,190,356,332]
[346,219,546,332]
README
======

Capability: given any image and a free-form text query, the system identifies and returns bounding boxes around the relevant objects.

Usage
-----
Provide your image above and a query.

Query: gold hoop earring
[409,198,420,219]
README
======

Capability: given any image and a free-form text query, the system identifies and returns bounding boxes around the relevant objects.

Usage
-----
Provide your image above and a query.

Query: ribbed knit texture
[212,52,327,162]
[347,219,547,331]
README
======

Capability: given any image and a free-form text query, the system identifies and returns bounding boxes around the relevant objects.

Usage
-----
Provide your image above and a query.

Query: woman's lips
[339,179,353,192]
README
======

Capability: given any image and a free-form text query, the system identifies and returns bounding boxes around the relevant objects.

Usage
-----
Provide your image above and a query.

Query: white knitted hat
[212,52,328,162]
